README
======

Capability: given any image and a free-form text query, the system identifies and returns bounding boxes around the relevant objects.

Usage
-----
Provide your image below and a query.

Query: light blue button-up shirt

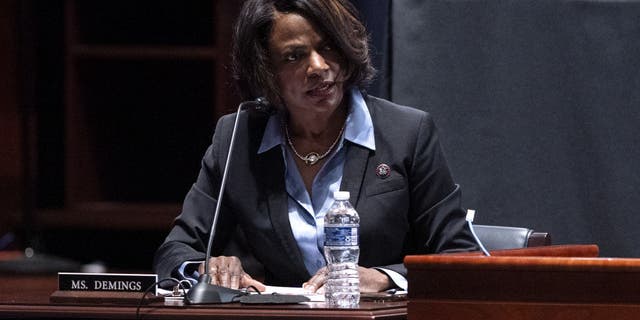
[258,88,376,276]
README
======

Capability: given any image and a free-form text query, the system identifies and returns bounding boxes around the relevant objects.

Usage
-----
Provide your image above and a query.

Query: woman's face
[268,12,345,116]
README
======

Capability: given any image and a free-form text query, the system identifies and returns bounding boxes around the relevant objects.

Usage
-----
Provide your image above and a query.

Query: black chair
[474,224,551,251]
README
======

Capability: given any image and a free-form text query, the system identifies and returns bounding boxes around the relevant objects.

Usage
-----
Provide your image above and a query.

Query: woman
[153,0,477,293]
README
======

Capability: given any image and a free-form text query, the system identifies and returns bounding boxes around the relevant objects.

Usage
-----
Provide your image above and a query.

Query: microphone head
[255,97,269,106]
[238,97,274,115]
[253,97,274,115]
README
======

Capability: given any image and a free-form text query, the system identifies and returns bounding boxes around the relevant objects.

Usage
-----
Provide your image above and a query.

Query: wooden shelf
[16,0,247,270]
[40,1,243,233]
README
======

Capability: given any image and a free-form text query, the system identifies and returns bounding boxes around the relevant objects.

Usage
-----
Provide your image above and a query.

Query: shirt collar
[258,87,376,154]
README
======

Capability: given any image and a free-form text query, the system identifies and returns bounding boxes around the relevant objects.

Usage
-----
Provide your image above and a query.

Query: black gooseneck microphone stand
[185,98,271,304]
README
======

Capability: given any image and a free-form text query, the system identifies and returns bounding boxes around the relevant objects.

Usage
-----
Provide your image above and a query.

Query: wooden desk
[0,275,406,319]
[405,245,640,320]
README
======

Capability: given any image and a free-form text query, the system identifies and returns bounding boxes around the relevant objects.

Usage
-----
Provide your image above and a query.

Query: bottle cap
[333,191,350,200]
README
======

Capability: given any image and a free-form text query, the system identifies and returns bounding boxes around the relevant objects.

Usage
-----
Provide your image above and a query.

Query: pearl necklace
[284,121,346,166]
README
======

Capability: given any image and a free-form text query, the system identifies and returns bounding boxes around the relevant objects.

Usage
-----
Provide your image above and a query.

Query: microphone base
[185,275,244,304]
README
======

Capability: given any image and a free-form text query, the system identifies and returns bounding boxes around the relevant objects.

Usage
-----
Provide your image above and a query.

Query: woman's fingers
[200,256,247,290]
[240,273,266,292]
[302,266,328,293]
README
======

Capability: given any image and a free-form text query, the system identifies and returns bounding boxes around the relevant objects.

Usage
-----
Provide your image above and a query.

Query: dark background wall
[352,0,391,99]
[390,0,640,258]
[0,0,21,235]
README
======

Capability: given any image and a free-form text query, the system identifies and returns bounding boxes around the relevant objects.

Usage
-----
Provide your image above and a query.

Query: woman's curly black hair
[231,0,375,106]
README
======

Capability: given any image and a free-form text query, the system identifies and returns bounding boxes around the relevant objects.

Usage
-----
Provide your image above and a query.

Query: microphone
[186,97,271,304]
[465,209,491,256]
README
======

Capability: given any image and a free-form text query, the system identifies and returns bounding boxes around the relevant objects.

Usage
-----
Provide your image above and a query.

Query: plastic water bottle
[324,191,360,307]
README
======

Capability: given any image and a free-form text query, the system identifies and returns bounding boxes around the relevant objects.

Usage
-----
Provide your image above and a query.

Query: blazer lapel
[340,142,370,207]
[258,147,310,280]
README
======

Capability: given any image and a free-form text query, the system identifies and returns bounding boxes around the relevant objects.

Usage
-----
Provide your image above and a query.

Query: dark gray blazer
[153,94,478,287]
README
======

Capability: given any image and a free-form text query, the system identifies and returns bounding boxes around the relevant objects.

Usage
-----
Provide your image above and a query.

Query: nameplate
[58,272,158,295]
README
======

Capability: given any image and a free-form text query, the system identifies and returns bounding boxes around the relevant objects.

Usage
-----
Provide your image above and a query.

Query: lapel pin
[375,163,391,179]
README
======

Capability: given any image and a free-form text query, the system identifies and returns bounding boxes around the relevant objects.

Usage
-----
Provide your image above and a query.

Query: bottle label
[325,226,358,246]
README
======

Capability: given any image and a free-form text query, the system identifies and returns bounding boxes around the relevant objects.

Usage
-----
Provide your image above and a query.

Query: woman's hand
[198,256,265,291]
[303,266,392,293]
[357,266,392,292]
